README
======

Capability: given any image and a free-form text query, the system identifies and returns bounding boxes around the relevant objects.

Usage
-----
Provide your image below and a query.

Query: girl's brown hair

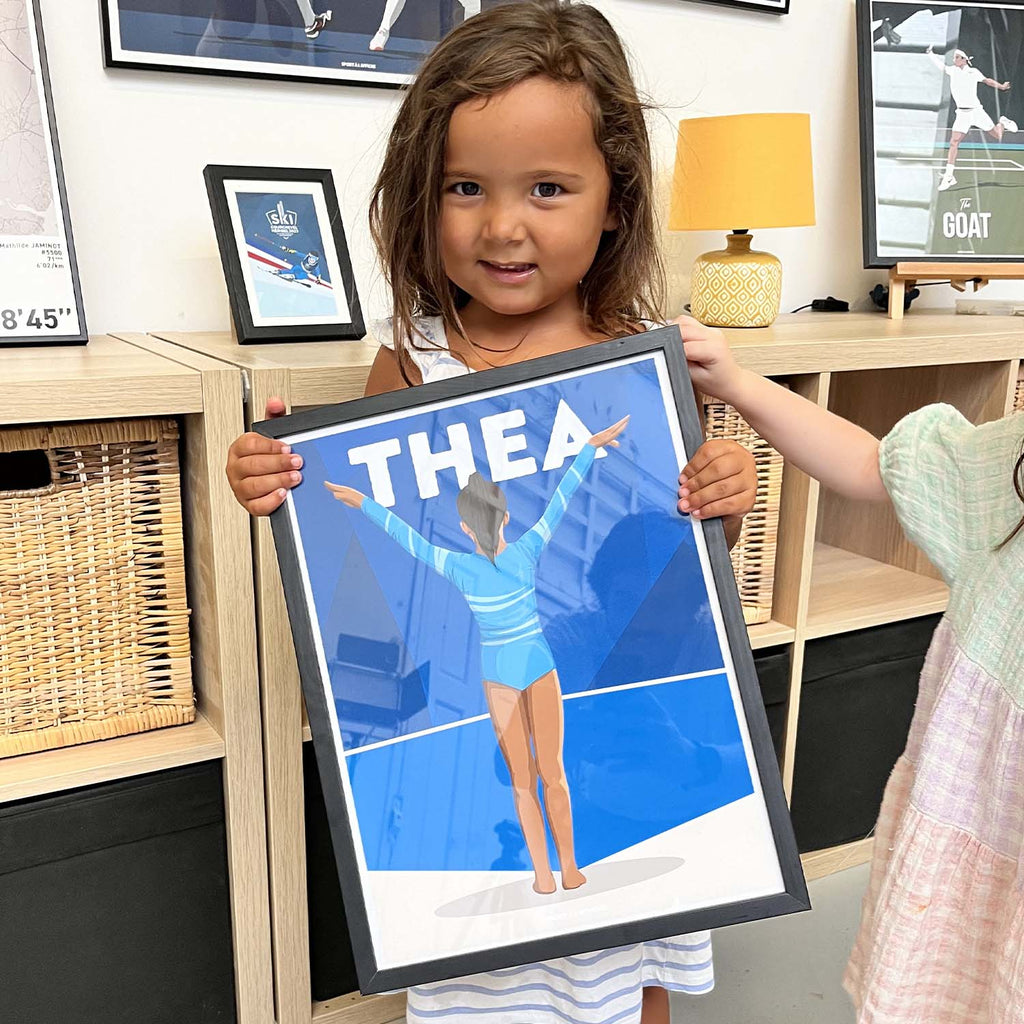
[1000,440,1024,548]
[457,473,508,562]
[368,0,664,380]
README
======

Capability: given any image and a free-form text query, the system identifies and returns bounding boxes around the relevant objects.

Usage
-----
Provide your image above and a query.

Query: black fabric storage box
[305,742,359,1001]
[790,613,941,854]
[753,647,790,762]
[0,762,236,1024]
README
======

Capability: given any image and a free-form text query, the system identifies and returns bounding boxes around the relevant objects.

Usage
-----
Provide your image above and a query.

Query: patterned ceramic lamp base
[691,233,783,328]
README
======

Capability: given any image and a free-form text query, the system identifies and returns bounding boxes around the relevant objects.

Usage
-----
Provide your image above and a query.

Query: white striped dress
[370,317,715,1024]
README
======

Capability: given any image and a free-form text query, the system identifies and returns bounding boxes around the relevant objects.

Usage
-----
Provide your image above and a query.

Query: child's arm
[675,317,890,504]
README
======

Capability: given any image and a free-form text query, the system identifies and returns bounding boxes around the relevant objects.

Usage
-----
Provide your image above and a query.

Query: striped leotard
[360,443,595,691]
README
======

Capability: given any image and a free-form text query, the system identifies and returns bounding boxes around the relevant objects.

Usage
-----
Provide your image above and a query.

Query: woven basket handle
[0,447,57,499]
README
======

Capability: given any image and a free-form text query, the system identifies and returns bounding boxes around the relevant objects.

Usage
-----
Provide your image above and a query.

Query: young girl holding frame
[227,2,760,1020]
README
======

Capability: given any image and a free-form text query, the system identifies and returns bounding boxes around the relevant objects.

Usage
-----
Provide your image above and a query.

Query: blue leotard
[360,444,596,691]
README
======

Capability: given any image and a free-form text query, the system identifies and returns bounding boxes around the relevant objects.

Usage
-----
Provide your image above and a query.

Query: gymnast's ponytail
[457,473,508,562]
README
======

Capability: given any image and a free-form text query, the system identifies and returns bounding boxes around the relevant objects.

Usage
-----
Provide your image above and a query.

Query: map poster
[0,0,87,346]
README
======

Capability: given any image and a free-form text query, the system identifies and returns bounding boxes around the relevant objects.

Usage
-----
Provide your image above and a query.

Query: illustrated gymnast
[325,414,628,893]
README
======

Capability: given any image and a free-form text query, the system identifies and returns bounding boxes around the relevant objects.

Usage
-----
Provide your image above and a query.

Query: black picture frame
[203,165,364,345]
[687,0,789,13]
[255,326,809,994]
[1,0,88,347]
[857,0,1024,267]
[99,0,492,90]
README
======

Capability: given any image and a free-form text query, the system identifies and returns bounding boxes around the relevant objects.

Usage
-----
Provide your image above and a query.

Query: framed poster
[204,165,364,345]
[101,0,494,89]
[858,0,1024,266]
[686,0,788,12]
[0,0,87,347]
[258,326,809,993]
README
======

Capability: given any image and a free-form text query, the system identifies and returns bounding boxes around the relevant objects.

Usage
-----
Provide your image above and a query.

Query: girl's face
[440,76,616,321]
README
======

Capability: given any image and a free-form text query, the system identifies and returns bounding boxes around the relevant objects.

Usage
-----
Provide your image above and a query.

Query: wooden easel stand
[888,262,1024,320]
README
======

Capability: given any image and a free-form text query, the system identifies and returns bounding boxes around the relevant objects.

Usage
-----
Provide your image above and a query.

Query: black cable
[790,303,813,313]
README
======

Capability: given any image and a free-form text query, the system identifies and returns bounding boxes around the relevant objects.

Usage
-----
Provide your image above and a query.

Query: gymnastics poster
[262,331,806,991]
[859,0,1024,264]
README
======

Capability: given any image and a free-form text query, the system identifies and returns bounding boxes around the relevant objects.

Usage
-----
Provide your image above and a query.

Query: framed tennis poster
[204,165,364,344]
[101,0,495,88]
[858,0,1024,265]
[258,327,808,992]
[689,0,789,12]
[0,0,87,347]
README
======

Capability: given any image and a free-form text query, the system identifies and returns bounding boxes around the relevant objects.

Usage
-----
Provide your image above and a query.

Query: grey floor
[672,864,868,1024]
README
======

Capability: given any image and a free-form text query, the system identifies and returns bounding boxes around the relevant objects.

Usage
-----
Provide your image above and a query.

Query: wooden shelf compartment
[0,711,224,804]
[94,334,276,1024]
[726,312,1024,376]
[806,543,948,640]
[800,836,875,884]
[144,318,1023,1020]
[312,993,406,1024]
[2,334,203,425]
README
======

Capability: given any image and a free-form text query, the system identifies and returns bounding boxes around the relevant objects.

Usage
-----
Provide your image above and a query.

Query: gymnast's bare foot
[533,871,557,894]
[561,867,587,890]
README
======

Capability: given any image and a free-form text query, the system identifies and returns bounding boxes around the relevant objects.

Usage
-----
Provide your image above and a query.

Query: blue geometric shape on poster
[544,512,720,694]
[289,356,730,755]
[322,536,432,743]
[346,673,753,871]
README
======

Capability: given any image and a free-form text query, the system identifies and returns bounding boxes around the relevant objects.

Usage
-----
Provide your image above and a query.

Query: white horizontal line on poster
[344,668,727,757]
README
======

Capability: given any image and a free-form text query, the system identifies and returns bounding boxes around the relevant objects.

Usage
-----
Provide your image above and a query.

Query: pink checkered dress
[844,405,1024,1023]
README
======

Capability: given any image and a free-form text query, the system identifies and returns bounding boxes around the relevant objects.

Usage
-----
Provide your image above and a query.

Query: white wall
[42,0,1023,336]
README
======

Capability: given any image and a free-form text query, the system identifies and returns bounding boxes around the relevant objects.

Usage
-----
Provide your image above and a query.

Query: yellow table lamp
[670,113,815,328]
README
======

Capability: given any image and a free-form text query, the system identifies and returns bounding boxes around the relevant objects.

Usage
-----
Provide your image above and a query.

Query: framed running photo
[204,165,364,344]
[858,0,1024,265]
[258,327,808,993]
[100,0,495,88]
[0,0,87,347]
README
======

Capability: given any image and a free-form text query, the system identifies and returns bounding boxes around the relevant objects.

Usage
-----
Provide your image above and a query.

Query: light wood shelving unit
[150,313,1022,1024]
[2,335,275,1024]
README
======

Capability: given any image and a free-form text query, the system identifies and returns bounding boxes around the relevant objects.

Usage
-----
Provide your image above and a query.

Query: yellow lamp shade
[669,113,815,231]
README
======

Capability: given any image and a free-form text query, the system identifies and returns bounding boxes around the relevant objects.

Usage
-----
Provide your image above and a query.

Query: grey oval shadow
[435,856,686,919]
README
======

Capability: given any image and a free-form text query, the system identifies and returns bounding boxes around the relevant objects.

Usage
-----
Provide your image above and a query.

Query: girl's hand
[671,316,744,404]
[678,439,757,546]
[324,482,366,509]
[588,415,630,449]
[225,397,300,516]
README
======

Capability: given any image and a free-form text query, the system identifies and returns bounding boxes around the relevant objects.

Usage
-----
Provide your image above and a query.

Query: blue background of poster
[235,190,339,318]
[289,357,753,870]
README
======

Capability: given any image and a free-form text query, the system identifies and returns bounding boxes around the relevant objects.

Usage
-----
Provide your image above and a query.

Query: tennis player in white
[928,45,1017,192]
[368,0,480,52]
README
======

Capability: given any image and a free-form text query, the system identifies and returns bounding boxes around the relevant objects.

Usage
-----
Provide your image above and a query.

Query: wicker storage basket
[0,419,193,757]
[1015,376,1023,412]
[703,399,784,625]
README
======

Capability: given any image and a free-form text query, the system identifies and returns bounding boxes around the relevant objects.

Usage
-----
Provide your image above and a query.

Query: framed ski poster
[858,0,1024,265]
[0,0,87,347]
[101,0,495,89]
[257,326,809,993]
[204,165,364,344]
